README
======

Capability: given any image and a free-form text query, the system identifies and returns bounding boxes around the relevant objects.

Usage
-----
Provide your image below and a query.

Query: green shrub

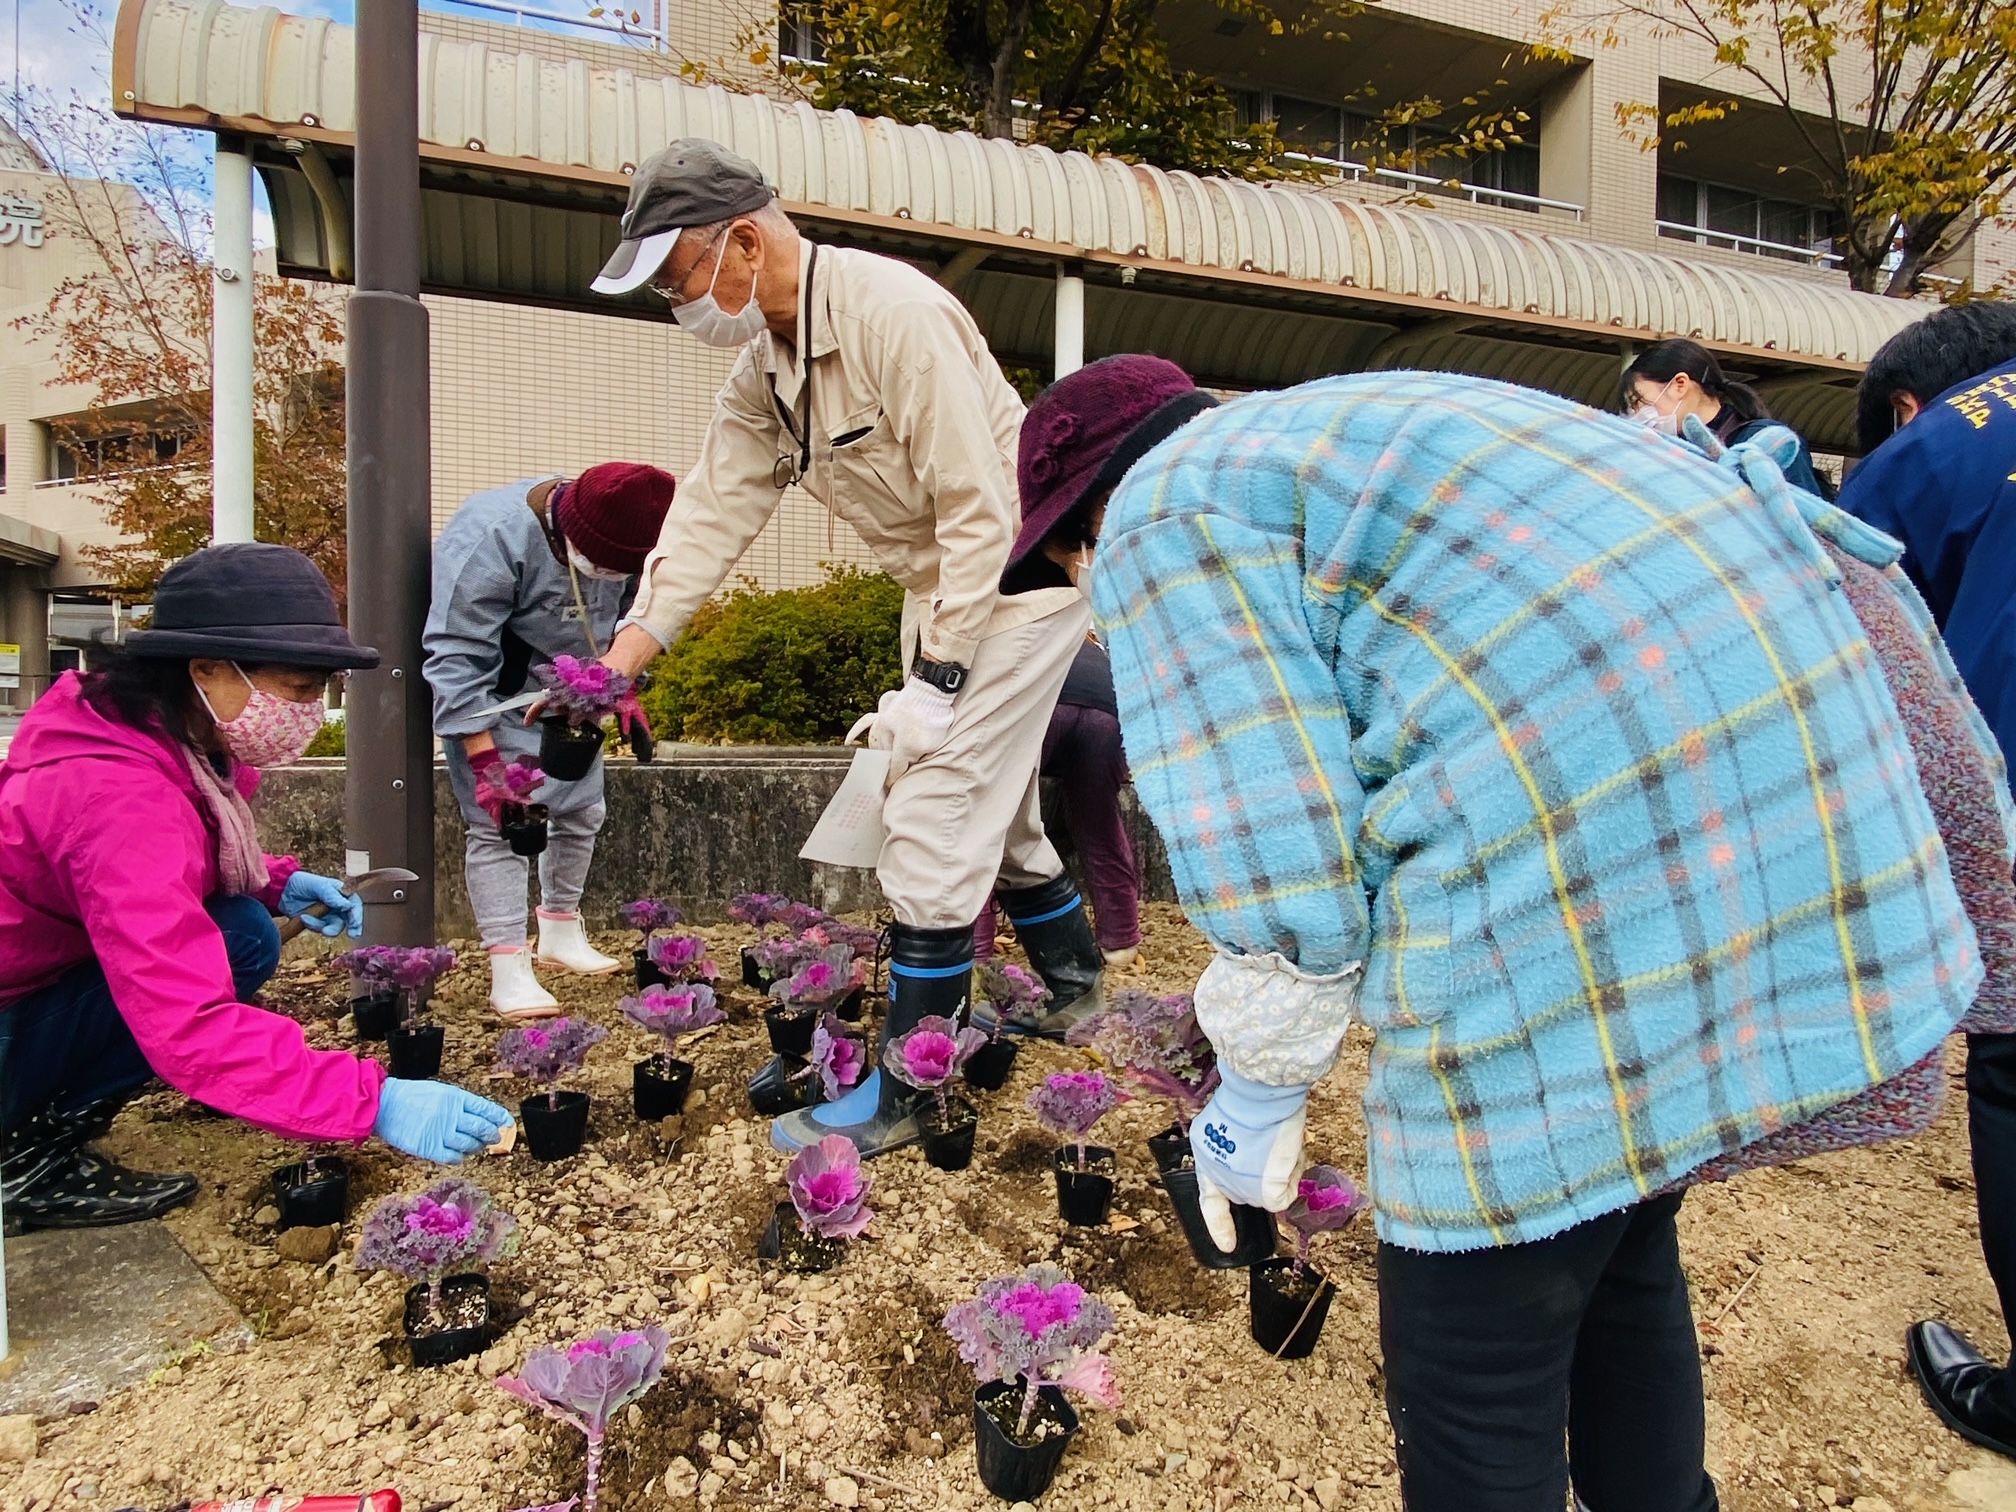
[637,567,904,744]
[304,715,346,757]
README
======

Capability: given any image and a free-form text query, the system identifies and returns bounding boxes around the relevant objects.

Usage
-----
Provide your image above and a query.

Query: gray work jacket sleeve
[425,518,525,738]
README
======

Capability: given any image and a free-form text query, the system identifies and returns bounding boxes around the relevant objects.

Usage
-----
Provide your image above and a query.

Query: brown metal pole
[345,0,434,945]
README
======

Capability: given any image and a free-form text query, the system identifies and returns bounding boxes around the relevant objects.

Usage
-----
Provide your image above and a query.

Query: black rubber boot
[769,922,972,1158]
[988,873,1104,1040]
[3,1097,197,1234]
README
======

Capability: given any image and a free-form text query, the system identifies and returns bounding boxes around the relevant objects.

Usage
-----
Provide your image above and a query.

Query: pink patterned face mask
[196,664,327,768]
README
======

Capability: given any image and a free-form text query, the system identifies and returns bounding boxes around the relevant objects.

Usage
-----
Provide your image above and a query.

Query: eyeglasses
[649,227,728,308]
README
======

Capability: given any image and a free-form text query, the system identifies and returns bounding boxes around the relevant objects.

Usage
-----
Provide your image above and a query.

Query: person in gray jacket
[423,463,675,1016]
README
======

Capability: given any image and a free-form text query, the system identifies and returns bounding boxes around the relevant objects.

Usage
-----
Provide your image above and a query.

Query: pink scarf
[180,744,270,897]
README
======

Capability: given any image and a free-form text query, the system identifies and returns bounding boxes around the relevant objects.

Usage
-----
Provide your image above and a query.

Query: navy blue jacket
[1839,358,2016,763]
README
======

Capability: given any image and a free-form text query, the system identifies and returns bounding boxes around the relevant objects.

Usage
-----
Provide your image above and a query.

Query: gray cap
[592,138,777,296]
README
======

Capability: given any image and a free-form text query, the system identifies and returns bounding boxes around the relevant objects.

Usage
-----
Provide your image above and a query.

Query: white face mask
[1071,547,1094,604]
[1630,379,1681,437]
[671,234,769,349]
[567,545,631,583]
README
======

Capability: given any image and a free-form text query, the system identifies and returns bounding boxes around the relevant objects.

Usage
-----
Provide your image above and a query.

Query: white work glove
[845,677,956,787]
[1192,1067,1312,1251]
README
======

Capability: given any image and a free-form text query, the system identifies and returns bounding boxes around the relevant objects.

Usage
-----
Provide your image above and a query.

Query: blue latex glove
[374,1079,512,1164]
[1191,1066,1312,1253]
[278,871,364,937]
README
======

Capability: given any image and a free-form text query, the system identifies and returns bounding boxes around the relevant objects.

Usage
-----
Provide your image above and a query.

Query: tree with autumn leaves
[10,66,346,603]
[1542,0,2016,297]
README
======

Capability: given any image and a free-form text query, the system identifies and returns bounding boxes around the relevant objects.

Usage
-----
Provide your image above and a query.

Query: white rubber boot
[1102,945,1140,972]
[534,909,622,975]
[489,946,560,1020]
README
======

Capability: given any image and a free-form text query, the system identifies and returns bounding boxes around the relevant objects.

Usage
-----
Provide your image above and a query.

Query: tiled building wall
[425,293,880,592]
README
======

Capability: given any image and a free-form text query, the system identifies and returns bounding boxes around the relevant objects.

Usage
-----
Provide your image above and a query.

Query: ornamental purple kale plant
[495,1326,669,1512]
[620,984,724,1070]
[1029,1071,1124,1170]
[801,918,883,962]
[944,1265,1120,1439]
[535,655,631,727]
[770,944,865,1014]
[332,944,403,991]
[728,893,798,933]
[644,931,718,985]
[479,756,547,810]
[497,1017,609,1108]
[885,1015,988,1123]
[785,1134,874,1242]
[977,960,1050,1039]
[357,1176,520,1314]
[385,946,458,1025]
[807,1014,866,1100]
[1069,988,1219,1133]
[1281,1166,1369,1280]
[619,899,684,951]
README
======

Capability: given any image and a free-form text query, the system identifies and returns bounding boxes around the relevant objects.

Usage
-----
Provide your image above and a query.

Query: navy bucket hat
[123,543,380,670]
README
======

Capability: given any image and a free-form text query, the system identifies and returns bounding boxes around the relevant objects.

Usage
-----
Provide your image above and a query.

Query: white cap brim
[591,228,680,296]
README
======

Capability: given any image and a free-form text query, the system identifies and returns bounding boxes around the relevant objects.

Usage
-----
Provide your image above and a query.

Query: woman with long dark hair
[1623,337,1831,496]
[0,544,509,1231]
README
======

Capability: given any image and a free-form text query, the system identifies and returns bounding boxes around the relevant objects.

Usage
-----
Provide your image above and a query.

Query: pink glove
[468,746,508,827]
[618,689,653,748]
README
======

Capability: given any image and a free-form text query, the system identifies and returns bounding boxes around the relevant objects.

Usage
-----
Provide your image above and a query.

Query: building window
[1657,174,1840,264]
[778,3,825,64]
[1235,91,1546,210]
[52,429,185,481]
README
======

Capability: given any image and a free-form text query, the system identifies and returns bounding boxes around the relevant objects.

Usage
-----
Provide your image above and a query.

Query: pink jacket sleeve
[49,779,385,1144]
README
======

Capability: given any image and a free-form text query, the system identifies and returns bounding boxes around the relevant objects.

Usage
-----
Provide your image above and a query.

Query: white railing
[1288,152,1585,219]
[1656,220,1843,267]
[426,0,665,48]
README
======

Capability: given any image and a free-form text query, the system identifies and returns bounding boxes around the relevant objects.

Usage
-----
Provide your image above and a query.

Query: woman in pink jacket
[0,544,509,1231]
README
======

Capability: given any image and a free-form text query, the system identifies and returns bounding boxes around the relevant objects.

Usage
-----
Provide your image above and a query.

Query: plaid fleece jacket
[1093,374,1981,1253]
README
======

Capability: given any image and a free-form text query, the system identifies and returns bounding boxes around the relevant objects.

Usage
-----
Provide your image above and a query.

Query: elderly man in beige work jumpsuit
[590,139,1101,1159]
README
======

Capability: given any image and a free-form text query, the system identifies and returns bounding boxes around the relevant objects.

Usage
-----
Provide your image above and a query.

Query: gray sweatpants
[445,724,607,949]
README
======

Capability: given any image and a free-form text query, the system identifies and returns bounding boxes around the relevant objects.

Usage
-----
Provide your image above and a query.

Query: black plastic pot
[499,801,550,858]
[1249,1258,1335,1359]
[757,1201,844,1273]
[973,1381,1079,1502]
[1053,1147,1116,1227]
[747,1054,820,1116]
[835,984,866,1023]
[539,718,605,782]
[634,949,670,992]
[765,1004,816,1058]
[740,946,771,992]
[271,1156,349,1231]
[351,989,399,1042]
[1146,1122,1189,1174]
[519,1090,591,1160]
[1158,1165,1280,1269]
[633,1056,694,1120]
[403,1274,491,1368]
[387,1023,444,1081]
[964,1037,1021,1092]
[920,1096,979,1172]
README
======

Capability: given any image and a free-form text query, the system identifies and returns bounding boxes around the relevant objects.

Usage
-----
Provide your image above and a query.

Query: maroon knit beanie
[555,462,677,576]
[1010,355,1212,565]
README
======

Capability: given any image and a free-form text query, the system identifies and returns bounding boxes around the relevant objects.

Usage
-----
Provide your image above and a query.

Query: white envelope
[798,748,891,868]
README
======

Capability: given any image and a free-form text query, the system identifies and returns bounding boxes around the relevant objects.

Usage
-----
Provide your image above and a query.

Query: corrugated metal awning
[113,0,1922,451]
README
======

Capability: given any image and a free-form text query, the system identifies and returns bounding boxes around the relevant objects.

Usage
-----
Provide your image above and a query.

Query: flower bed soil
[12,904,2016,1512]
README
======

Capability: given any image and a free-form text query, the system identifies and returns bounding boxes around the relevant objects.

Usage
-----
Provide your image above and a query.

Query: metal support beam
[346,0,435,945]
[211,137,255,544]
[1054,265,1084,379]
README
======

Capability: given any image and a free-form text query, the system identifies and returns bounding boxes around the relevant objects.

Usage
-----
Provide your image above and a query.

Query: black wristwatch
[913,657,968,695]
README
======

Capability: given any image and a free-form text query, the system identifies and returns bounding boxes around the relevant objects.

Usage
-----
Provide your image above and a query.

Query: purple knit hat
[1010,355,1215,566]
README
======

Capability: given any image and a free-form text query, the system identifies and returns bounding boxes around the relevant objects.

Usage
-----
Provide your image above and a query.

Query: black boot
[768,922,972,1158]
[1908,1321,2016,1459]
[986,874,1104,1040]
[3,1098,197,1234]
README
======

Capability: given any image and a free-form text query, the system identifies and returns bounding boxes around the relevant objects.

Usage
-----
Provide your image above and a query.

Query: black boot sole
[6,1183,198,1234]
[1907,1326,2016,1461]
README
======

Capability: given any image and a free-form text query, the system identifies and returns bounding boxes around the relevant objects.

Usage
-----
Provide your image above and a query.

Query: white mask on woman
[1630,379,1682,437]
[567,545,631,583]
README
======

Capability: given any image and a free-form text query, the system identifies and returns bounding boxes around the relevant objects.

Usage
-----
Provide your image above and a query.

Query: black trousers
[1968,1032,2016,1420]
[1379,1191,1719,1512]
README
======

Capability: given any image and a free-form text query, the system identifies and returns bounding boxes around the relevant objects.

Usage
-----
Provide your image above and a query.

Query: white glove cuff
[1193,948,1362,1088]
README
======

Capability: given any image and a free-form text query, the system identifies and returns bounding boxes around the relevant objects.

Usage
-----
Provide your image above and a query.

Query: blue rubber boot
[770,922,972,1157]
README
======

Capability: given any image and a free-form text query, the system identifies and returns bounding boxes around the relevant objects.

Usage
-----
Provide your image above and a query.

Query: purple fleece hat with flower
[1009,355,1216,566]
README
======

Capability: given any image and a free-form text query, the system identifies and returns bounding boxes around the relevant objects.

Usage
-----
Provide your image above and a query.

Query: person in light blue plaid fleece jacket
[1047,362,1984,1512]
